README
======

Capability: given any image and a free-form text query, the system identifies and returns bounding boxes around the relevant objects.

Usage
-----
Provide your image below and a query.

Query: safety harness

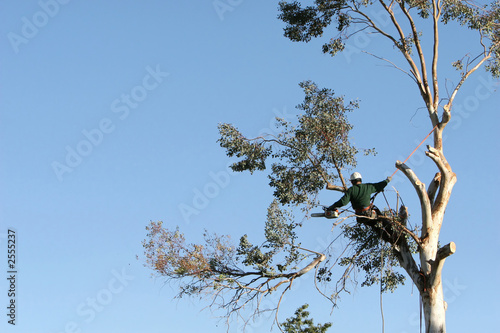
[354,191,381,216]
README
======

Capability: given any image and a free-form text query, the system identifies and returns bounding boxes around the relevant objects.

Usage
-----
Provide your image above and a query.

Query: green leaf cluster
[218,81,363,206]
[279,0,500,76]
[337,222,406,293]
[442,0,500,77]
[281,304,332,333]
[218,123,272,173]
[236,200,304,274]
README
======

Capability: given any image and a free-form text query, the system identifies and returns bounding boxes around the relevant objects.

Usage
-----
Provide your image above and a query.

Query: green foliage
[141,202,307,297]
[141,222,235,281]
[236,200,304,274]
[140,2,500,330]
[278,1,344,43]
[316,210,418,294]
[281,304,332,333]
[339,223,406,293]
[322,37,345,57]
[218,80,367,206]
[268,80,363,206]
[278,0,500,76]
[410,0,432,19]
[236,234,273,273]
[442,0,500,77]
[218,123,272,173]
[452,59,464,72]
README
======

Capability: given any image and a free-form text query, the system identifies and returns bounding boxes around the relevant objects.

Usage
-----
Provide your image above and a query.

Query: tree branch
[428,242,456,289]
[399,0,433,106]
[326,183,347,192]
[378,215,422,247]
[295,253,327,277]
[435,242,456,262]
[327,158,347,191]
[431,0,442,111]
[427,172,441,207]
[247,134,335,193]
[215,250,326,294]
[376,0,427,97]
[361,50,418,83]
[395,161,433,236]
[393,239,425,293]
[445,54,491,113]
[425,145,449,176]
[425,145,457,222]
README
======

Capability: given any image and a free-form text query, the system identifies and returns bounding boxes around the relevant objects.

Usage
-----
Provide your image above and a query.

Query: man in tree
[327,172,392,221]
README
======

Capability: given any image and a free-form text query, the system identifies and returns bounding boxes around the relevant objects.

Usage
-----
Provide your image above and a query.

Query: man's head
[350,172,362,185]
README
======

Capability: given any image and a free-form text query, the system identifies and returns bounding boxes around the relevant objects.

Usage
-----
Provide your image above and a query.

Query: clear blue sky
[1,1,499,332]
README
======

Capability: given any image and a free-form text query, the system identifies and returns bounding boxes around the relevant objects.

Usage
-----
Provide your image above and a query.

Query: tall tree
[141,1,499,332]
[278,1,498,332]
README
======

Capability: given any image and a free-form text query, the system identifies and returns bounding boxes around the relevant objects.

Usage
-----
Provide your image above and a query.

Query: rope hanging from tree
[390,124,439,178]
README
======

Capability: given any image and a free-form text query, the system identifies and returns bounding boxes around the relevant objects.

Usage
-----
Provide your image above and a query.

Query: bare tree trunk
[422,282,447,333]
[395,149,456,333]
[424,241,456,332]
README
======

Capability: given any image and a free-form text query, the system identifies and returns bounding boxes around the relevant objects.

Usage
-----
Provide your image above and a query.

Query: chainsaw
[311,206,339,219]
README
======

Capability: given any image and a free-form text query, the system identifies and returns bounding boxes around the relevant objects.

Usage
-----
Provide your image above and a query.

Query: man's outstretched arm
[328,190,351,210]
[372,177,392,192]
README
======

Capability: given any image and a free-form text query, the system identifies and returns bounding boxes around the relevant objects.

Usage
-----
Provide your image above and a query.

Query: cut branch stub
[436,242,456,262]
[428,242,456,289]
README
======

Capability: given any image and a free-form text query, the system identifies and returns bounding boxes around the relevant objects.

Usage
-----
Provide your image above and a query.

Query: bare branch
[431,0,443,111]
[398,0,434,107]
[376,0,427,96]
[326,183,347,192]
[425,145,449,176]
[444,54,492,113]
[332,158,348,190]
[295,253,327,276]
[427,172,441,206]
[392,239,424,293]
[425,145,457,222]
[395,161,432,236]
[361,50,418,83]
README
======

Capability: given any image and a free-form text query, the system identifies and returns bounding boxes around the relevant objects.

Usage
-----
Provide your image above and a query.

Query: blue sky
[1,1,499,332]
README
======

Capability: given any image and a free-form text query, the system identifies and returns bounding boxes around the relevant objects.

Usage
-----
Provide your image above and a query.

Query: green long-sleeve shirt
[330,179,390,210]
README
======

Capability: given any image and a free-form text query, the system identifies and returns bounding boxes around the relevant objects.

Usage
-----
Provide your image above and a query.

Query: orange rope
[391,124,439,178]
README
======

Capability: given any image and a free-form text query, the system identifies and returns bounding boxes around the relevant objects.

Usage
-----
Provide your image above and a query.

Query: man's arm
[372,177,392,192]
[328,190,351,210]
